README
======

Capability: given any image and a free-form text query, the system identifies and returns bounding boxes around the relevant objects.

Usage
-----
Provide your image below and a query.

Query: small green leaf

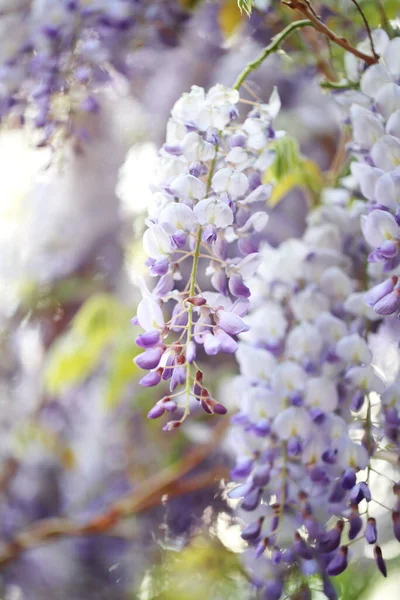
[263,136,324,206]
[237,0,255,16]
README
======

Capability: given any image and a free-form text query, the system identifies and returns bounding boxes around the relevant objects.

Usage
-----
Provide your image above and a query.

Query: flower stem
[233,19,312,90]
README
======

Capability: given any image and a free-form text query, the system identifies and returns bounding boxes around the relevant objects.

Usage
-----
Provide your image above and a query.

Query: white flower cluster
[338,30,400,317]
[133,83,281,428]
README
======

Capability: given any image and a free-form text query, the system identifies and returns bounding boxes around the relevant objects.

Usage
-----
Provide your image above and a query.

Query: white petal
[375,83,400,119]
[212,168,248,199]
[143,224,172,258]
[170,174,206,200]
[351,163,383,202]
[273,407,313,440]
[350,105,384,148]
[383,38,400,77]
[194,197,234,228]
[361,209,398,247]
[371,135,400,171]
[361,64,392,99]
[137,297,165,331]
[238,212,269,233]
[159,203,196,232]
[234,253,262,279]
[305,377,338,412]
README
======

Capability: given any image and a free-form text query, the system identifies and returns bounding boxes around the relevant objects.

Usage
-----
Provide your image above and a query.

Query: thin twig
[349,0,379,59]
[282,0,380,65]
[233,19,313,90]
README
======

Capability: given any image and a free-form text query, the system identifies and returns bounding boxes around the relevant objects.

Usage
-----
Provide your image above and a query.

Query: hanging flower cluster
[227,187,400,598]
[338,31,400,319]
[0,0,188,143]
[132,83,281,429]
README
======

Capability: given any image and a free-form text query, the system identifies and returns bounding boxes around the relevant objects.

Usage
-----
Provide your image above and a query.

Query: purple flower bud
[153,274,174,297]
[377,240,398,259]
[163,144,183,156]
[351,389,365,412]
[348,508,363,540]
[136,330,161,349]
[287,436,302,456]
[252,465,270,486]
[364,276,398,306]
[162,420,181,431]
[135,347,164,370]
[310,407,325,424]
[212,402,228,415]
[241,517,263,541]
[228,273,251,298]
[318,521,344,553]
[214,328,238,353]
[205,127,221,145]
[272,547,282,565]
[373,289,400,315]
[374,546,387,577]
[326,546,348,576]
[211,269,228,295]
[170,366,186,391]
[238,237,258,256]
[230,457,253,479]
[241,487,262,511]
[329,481,346,503]
[255,538,268,558]
[202,224,217,244]
[218,310,249,335]
[294,533,314,560]
[149,258,169,276]
[140,370,162,387]
[148,403,165,419]
[323,449,338,465]
[342,468,357,490]
[392,511,400,542]
[189,162,201,177]
[171,231,187,249]
[289,391,303,406]
[365,517,377,544]
[203,332,221,356]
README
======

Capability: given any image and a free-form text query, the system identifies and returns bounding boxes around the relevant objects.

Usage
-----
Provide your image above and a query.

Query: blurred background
[0,0,399,598]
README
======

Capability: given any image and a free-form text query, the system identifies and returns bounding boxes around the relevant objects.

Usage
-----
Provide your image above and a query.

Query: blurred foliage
[44,293,139,408]
[135,536,250,600]
[263,136,324,206]
[219,0,245,38]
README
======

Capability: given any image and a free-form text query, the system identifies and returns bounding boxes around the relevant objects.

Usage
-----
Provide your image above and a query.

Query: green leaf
[44,294,137,399]
[237,0,255,16]
[263,136,324,206]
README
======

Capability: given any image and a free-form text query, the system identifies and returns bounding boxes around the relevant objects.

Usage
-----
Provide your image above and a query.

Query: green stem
[233,19,312,91]
[181,152,218,421]
[320,79,359,90]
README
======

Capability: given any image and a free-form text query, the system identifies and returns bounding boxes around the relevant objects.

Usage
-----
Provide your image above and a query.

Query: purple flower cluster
[337,31,400,318]
[0,0,188,144]
[227,189,399,598]
[132,83,281,429]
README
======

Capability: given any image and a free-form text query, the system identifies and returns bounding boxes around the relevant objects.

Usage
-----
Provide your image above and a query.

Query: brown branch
[282,0,380,65]
[0,421,229,567]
